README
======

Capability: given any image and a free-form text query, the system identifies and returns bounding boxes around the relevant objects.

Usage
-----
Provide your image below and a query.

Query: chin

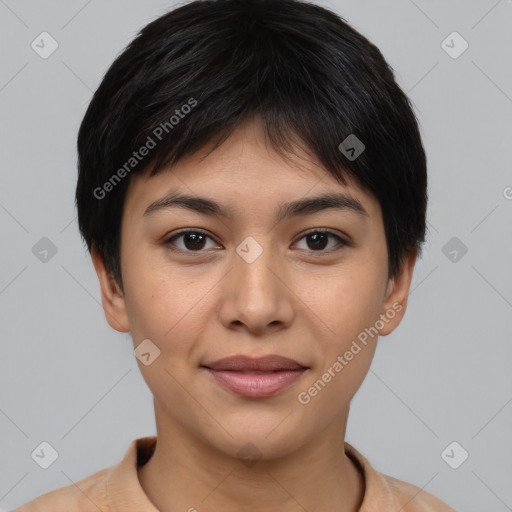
[200,418,307,461]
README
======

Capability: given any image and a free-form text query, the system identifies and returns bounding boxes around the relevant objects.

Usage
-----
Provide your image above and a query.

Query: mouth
[200,354,309,398]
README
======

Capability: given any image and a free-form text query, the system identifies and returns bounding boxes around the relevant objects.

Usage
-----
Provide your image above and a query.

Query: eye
[293,229,348,253]
[164,228,348,254]
[164,230,220,252]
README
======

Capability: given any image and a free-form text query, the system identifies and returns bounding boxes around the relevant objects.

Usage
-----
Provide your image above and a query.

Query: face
[93,116,416,460]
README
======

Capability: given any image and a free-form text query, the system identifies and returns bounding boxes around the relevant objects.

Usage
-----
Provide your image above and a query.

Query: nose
[217,237,295,335]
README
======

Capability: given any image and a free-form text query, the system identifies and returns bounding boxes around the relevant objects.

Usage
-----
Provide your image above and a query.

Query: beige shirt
[13,436,456,511]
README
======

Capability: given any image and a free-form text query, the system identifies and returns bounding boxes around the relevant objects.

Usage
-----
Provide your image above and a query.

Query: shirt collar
[106,436,159,512]
[106,436,401,511]
[344,442,403,510]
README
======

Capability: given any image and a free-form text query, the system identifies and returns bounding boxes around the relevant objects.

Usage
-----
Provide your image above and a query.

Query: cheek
[122,269,210,397]
[294,267,385,415]
[121,256,215,351]
[300,263,386,348]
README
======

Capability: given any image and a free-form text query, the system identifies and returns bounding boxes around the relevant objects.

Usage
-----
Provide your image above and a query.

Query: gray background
[1,0,511,510]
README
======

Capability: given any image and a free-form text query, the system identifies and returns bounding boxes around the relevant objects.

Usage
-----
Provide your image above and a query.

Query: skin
[92,115,417,512]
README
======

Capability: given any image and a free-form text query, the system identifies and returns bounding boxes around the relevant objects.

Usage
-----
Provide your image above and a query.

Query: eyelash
[164,228,348,255]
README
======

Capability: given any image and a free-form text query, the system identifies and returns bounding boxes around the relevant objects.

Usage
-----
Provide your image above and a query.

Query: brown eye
[294,230,347,253]
[165,230,218,252]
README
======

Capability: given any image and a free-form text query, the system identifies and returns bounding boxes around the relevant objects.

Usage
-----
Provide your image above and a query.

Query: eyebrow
[143,191,368,222]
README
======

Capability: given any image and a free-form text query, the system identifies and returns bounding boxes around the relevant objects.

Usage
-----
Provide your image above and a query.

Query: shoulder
[383,474,457,511]
[11,436,157,512]
[344,442,457,511]
[11,466,111,512]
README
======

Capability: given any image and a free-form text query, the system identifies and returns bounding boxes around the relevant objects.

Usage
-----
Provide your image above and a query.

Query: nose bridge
[218,234,294,332]
[234,234,280,305]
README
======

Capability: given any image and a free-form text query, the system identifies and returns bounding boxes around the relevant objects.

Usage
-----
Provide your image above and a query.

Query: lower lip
[204,368,307,398]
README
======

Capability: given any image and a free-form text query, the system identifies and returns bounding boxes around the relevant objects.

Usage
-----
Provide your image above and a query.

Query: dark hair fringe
[76,0,427,288]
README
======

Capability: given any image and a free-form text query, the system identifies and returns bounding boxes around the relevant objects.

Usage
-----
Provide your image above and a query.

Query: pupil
[185,233,205,250]
[308,233,327,250]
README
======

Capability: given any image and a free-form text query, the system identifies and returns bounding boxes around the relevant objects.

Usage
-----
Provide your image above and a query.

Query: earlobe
[91,246,130,333]
[378,248,418,336]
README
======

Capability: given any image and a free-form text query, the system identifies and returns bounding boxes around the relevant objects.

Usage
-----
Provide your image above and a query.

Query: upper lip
[202,355,307,372]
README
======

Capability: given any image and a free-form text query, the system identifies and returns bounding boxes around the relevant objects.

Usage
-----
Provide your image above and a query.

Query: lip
[201,355,308,398]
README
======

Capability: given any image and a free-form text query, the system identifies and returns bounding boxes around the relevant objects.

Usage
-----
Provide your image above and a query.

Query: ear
[91,245,130,333]
[378,247,418,336]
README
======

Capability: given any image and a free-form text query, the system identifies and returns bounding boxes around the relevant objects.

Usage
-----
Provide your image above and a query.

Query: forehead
[123,118,381,222]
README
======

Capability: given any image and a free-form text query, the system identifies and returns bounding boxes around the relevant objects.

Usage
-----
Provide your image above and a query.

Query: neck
[138,405,364,512]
